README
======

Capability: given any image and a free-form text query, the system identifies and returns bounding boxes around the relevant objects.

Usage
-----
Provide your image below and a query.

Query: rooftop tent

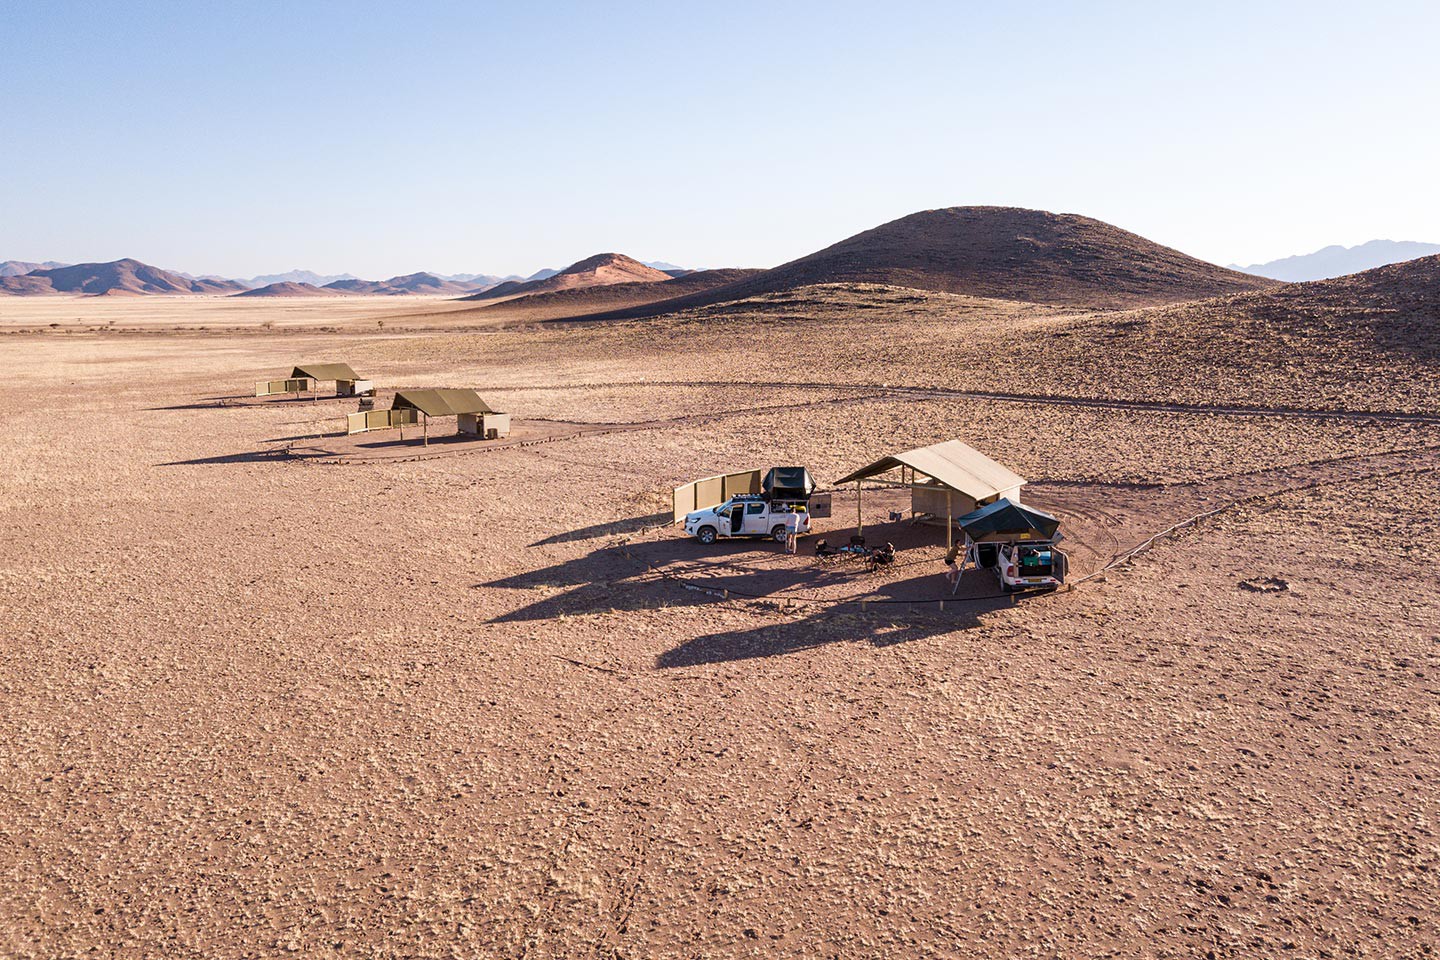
[292,362,361,382]
[956,498,1060,542]
[762,466,816,501]
[391,388,494,418]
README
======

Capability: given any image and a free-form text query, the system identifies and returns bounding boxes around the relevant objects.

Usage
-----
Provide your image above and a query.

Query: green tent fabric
[391,388,494,418]
[292,362,360,381]
[762,466,816,500]
[956,498,1060,540]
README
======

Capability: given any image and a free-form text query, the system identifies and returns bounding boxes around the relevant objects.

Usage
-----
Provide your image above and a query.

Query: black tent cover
[763,466,816,501]
[956,498,1061,540]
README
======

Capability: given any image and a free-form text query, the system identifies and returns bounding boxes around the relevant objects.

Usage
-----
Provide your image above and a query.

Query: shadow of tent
[147,395,347,411]
[654,604,997,669]
[145,398,243,411]
[158,447,315,466]
[529,512,672,547]
[352,432,479,450]
[481,544,713,623]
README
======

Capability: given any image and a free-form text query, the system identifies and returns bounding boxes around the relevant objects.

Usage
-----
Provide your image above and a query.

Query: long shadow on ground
[147,394,353,411]
[481,545,714,621]
[529,513,672,547]
[484,519,1026,666]
[159,448,305,466]
[654,601,1008,669]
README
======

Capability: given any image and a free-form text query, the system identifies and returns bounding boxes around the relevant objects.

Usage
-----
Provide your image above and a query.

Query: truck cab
[684,494,810,544]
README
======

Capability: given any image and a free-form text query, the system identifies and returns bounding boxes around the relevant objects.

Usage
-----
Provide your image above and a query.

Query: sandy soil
[1,296,1437,958]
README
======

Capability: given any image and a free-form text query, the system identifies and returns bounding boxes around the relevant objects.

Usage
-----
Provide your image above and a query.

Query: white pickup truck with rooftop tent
[682,466,819,544]
[685,494,810,544]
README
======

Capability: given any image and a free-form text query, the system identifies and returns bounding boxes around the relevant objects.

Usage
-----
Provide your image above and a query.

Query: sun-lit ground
[1,295,1437,957]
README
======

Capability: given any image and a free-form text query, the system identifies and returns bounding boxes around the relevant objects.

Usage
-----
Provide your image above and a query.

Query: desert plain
[1,275,1438,958]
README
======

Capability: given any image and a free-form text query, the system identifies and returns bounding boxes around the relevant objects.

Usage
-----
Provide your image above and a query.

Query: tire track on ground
[476,379,1440,425]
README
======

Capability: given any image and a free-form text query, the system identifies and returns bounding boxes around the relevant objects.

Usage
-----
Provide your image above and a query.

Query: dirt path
[476,378,1440,425]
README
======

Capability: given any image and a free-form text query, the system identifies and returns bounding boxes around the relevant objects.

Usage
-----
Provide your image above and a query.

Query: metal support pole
[855,480,862,536]
[946,489,953,555]
[423,413,429,446]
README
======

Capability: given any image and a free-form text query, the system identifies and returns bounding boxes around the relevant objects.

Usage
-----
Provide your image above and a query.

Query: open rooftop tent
[379,389,510,444]
[834,439,1027,551]
[762,466,816,501]
[956,498,1060,543]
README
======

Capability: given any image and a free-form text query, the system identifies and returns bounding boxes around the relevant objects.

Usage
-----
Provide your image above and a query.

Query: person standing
[944,542,962,590]
[785,509,801,555]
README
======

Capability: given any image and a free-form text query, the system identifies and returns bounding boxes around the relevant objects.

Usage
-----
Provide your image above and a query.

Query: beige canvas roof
[391,388,494,418]
[292,362,360,381]
[833,440,1025,499]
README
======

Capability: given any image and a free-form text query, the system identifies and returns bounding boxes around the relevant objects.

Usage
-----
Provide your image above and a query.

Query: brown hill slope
[462,253,670,302]
[235,281,352,298]
[568,207,1277,320]
[977,252,1440,412]
[0,259,246,296]
[458,268,763,320]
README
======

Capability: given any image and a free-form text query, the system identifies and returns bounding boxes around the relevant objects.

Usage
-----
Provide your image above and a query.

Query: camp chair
[866,543,896,573]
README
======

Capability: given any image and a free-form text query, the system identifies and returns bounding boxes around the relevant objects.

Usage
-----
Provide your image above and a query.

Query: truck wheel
[771,525,788,543]
[696,526,717,545]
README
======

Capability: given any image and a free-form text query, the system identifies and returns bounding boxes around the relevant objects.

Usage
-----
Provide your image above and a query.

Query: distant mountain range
[321,273,481,296]
[246,269,358,288]
[0,259,246,296]
[0,258,683,297]
[0,260,69,277]
[1232,240,1440,282]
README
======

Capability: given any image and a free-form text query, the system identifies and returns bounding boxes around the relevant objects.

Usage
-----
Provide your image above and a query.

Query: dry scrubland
[1,291,1438,959]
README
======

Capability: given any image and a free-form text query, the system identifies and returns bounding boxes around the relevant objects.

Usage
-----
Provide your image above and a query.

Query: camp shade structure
[833,439,1027,549]
[256,362,372,398]
[762,466,817,501]
[291,363,360,382]
[387,389,509,445]
[391,389,494,417]
[955,498,1061,543]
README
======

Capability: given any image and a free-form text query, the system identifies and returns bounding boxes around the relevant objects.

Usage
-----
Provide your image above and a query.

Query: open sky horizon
[4,0,1438,279]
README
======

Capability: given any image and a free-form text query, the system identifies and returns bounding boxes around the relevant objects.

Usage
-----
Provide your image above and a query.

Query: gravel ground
[1,306,1437,958]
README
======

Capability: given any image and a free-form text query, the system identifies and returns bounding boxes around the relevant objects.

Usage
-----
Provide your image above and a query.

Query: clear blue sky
[3,0,1437,278]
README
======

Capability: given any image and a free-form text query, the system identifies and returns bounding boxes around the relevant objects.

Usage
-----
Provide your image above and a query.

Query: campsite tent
[956,498,1060,543]
[835,439,1025,516]
[292,362,361,383]
[833,439,1027,549]
[392,388,493,418]
[389,389,509,444]
[257,362,371,398]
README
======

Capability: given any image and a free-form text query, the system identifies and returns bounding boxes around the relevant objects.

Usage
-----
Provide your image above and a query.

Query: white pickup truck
[972,541,1066,593]
[684,494,810,544]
